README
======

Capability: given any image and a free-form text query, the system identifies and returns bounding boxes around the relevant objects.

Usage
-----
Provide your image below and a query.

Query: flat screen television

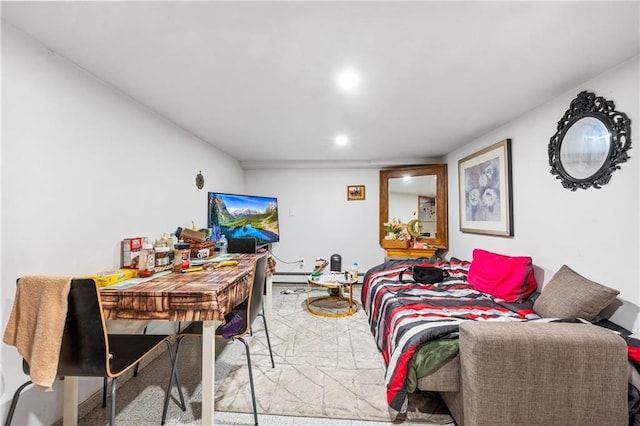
[208,192,280,246]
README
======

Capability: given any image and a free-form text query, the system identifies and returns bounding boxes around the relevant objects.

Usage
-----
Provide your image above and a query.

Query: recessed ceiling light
[337,70,360,90]
[334,134,349,146]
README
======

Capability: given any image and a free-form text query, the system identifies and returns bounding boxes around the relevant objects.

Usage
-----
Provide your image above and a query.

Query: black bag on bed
[399,265,449,284]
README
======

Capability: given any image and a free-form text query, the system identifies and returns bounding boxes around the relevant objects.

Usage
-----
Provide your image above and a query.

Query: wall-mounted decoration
[347,185,365,201]
[195,171,204,189]
[459,139,513,236]
[548,91,632,191]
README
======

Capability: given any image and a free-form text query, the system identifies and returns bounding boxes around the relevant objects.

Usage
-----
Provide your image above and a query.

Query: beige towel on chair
[3,275,72,390]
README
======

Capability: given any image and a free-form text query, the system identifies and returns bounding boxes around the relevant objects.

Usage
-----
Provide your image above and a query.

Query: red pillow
[467,249,537,302]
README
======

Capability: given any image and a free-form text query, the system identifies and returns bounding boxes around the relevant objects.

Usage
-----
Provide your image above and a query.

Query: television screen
[208,192,280,246]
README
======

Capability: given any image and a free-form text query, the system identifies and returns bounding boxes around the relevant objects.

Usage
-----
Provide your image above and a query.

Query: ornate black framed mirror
[548,91,631,191]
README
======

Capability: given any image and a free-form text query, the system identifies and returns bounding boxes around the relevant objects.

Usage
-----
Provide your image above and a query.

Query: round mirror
[559,116,611,180]
[549,91,631,191]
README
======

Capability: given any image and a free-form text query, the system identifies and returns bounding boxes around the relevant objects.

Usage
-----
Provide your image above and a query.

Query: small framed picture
[347,185,366,201]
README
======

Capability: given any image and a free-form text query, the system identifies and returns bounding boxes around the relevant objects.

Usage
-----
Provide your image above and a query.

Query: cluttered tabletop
[99,252,263,322]
[94,227,266,322]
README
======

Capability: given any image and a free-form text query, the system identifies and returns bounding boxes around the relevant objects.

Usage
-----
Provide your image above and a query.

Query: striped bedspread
[361,258,539,415]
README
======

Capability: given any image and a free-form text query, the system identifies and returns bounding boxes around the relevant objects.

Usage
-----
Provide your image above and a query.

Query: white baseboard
[272,272,361,284]
[272,272,310,284]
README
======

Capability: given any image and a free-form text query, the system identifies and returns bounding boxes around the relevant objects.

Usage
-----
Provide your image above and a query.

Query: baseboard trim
[273,272,310,284]
[273,272,360,284]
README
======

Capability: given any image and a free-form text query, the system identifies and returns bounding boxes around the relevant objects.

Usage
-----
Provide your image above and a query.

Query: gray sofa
[418,321,628,426]
[363,259,630,425]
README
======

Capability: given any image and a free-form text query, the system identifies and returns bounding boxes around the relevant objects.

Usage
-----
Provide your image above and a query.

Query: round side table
[306,274,358,318]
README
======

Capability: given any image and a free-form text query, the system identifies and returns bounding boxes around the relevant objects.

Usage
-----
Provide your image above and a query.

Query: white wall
[244,168,383,274]
[445,57,640,332]
[0,24,245,424]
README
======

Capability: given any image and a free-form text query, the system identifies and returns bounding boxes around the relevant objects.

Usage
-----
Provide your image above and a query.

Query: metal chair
[101,325,148,409]
[161,254,274,425]
[3,278,185,426]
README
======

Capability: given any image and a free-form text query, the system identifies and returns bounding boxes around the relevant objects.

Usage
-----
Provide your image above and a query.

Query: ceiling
[3,1,639,168]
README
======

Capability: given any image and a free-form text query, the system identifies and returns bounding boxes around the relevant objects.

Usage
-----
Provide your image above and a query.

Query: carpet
[206,285,455,424]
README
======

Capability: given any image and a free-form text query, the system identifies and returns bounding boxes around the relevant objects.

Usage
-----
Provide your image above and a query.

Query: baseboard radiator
[272,272,360,284]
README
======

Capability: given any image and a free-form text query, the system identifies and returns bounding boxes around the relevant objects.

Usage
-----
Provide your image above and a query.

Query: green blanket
[406,337,459,393]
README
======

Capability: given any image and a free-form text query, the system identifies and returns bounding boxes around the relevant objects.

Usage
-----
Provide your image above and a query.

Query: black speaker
[227,238,257,254]
[330,253,342,272]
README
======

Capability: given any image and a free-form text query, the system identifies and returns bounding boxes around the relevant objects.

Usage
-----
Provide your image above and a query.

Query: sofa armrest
[458,321,628,426]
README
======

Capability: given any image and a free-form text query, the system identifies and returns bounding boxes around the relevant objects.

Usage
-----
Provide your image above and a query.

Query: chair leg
[258,311,275,368]
[104,328,146,414]
[102,377,108,408]
[162,336,186,425]
[237,337,258,426]
[110,378,118,426]
[132,326,148,377]
[3,380,32,426]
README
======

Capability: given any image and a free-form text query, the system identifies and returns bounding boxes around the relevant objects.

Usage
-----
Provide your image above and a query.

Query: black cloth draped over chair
[3,278,184,426]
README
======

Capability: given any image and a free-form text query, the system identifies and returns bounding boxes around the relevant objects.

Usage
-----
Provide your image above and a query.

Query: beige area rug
[204,285,455,424]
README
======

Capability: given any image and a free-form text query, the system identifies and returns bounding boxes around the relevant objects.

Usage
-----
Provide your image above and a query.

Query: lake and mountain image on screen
[208,192,280,244]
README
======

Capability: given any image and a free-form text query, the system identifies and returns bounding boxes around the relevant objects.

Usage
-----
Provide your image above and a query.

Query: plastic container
[219,234,228,255]
[173,242,191,272]
[350,262,358,281]
[155,246,170,267]
[138,241,156,278]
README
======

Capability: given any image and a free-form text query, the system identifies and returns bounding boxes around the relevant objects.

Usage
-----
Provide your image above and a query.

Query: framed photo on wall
[458,139,513,236]
[347,185,366,201]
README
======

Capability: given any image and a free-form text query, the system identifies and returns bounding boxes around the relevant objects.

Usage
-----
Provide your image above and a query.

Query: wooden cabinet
[384,246,438,259]
[380,239,410,249]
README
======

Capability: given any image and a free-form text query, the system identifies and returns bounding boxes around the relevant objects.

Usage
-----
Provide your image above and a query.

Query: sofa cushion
[416,354,460,392]
[467,249,537,302]
[533,265,619,321]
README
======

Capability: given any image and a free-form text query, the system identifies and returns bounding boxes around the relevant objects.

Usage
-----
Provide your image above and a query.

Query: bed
[361,257,540,416]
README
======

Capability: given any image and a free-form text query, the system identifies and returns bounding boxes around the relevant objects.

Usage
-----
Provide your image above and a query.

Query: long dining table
[63,252,267,426]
